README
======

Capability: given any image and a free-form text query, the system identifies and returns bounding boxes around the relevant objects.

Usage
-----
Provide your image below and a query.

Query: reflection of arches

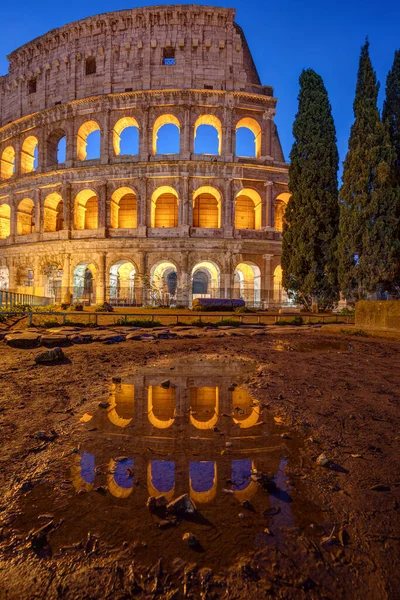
[148,385,176,429]
[153,114,180,155]
[109,260,136,304]
[233,262,261,304]
[110,187,137,229]
[113,117,139,156]
[191,261,220,299]
[1,146,15,179]
[74,189,98,230]
[150,261,179,306]
[151,186,178,228]
[190,461,217,503]
[148,460,175,500]
[232,388,261,428]
[0,266,9,290]
[194,115,222,155]
[274,193,291,232]
[17,198,35,235]
[236,118,262,158]
[190,387,219,430]
[47,129,66,166]
[107,458,134,498]
[43,192,64,232]
[192,186,221,228]
[71,452,95,492]
[232,459,258,502]
[77,120,101,160]
[107,383,134,427]
[73,262,97,304]
[0,204,11,239]
[21,136,38,174]
[235,189,262,230]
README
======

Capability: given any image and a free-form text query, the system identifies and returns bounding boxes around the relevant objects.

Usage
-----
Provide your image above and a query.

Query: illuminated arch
[234,262,261,304]
[107,458,134,498]
[152,114,180,155]
[236,117,262,158]
[17,198,35,235]
[73,261,97,304]
[194,114,222,155]
[150,260,178,305]
[113,116,140,156]
[1,146,15,180]
[232,388,262,428]
[77,120,101,161]
[71,452,95,493]
[0,204,11,239]
[148,385,176,429]
[235,188,262,230]
[273,264,288,303]
[21,136,38,174]
[109,260,137,305]
[47,128,66,166]
[43,192,64,232]
[74,189,99,230]
[190,461,217,503]
[147,460,175,501]
[191,261,220,299]
[274,193,291,232]
[232,459,258,502]
[110,187,137,229]
[107,383,134,428]
[190,387,219,430]
[151,186,179,228]
[192,186,221,228]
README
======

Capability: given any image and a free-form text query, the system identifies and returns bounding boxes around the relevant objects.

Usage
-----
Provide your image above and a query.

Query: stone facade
[0,5,289,307]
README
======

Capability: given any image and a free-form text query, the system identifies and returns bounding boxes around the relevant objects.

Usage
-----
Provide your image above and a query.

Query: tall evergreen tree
[337,40,399,299]
[281,69,339,311]
[382,50,400,295]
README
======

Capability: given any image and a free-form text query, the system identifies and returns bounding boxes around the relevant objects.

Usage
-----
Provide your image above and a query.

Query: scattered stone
[34,347,65,364]
[241,500,253,510]
[70,334,93,344]
[112,376,122,383]
[95,486,108,495]
[370,484,391,492]
[98,402,110,409]
[160,379,171,389]
[182,532,199,547]
[225,442,233,448]
[281,433,291,439]
[40,335,69,348]
[147,495,168,510]
[250,471,277,492]
[167,494,196,515]
[5,333,41,349]
[102,335,126,344]
[238,513,246,519]
[316,453,330,467]
[158,519,175,529]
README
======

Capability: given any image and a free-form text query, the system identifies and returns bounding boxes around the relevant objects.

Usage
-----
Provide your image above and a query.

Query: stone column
[101,108,110,165]
[37,129,45,173]
[36,189,43,235]
[9,195,16,243]
[137,177,147,237]
[62,253,71,295]
[96,252,106,304]
[65,119,75,167]
[139,107,150,159]
[262,254,274,306]
[61,182,72,233]
[181,106,191,159]
[139,252,148,306]
[223,178,234,236]
[97,180,108,236]
[179,252,189,307]
[263,181,274,230]
[13,138,22,178]
[262,108,276,159]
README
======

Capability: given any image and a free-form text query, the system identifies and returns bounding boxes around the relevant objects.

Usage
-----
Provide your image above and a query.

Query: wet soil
[0,330,399,599]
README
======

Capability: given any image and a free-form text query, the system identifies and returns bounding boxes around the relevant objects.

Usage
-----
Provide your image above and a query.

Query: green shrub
[113,318,162,327]
[276,316,304,326]
[215,318,241,326]
[234,306,253,313]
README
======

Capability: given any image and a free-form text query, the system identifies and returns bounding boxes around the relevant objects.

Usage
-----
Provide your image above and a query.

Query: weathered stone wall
[355,301,400,332]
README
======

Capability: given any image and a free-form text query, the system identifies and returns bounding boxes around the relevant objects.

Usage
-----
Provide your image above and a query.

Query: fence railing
[0,291,53,308]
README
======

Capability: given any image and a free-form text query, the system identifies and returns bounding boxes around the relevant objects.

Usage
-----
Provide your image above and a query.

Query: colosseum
[0,4,289,307]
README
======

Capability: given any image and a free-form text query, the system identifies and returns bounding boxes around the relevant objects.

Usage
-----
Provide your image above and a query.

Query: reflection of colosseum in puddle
[0,5,290,307]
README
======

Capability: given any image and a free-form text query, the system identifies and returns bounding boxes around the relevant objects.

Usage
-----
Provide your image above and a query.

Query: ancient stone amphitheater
[0,5,289,307]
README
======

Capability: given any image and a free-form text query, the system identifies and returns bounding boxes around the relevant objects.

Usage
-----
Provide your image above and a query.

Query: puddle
[14,357,326,568]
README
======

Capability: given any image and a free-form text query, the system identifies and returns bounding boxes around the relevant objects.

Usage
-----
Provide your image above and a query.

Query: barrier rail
[0,291,53,308]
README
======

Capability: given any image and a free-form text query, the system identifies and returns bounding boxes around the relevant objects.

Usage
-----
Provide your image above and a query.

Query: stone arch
[1,146,15,180]
[71,452,95,493]
[107,458,134,498]
[74,189,99,230]
[73,261,97,304]
[148,386,175,429]
[110,187,137,229]
[108,259,137,305]
[113,116,140,156]
[232,459,258,502]
[192,185,221,228]
[190,461,217,504]
[190,260,220,299]
[151,186,179,228]
[42,263,64,302]
[0,204,11,239]
[150,260,179,306]
[273,264,288,303]
[235,188,262,230]
[190,387,219,430]
[274,192,291,232]
[76,120,101,161]
[194,114,222,155]
[43,192,64,232]
[233,262,261,305]
[108,383,134,428]
[147,460,175,501]
[232,387,262,428]
[235,117,262,158]
[47,128,66,166]
[152,114,180,155]
[17,198,35,235]
[21,136,38,174]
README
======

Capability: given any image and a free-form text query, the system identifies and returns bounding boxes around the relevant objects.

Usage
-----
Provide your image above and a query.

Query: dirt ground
[0,330,399,599]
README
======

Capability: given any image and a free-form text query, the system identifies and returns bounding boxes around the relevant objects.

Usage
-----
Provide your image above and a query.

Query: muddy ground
[0,330,399,599]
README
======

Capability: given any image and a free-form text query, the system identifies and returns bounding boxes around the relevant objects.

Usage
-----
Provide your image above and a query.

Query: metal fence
[0,291,53,308]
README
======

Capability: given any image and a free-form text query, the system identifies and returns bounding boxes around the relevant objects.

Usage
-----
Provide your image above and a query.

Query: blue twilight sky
[0,0,399,172]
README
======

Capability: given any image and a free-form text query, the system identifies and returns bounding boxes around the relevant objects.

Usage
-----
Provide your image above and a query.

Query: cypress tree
[281,69,339,311]
[337,40,399,299]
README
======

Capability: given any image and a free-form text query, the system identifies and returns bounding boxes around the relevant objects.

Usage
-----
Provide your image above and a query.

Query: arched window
[194,115,222,155]
[21,136,39,174]
[113,117,139,156]
[47,129,66,166]
[17,198,35,235]
[234,262,261,305]
[152,114,180,155]
[192,186,221,228]
[0,204,11,239]
[236,118,262,158]
[235,189,262,230]
[150,261,179,306]
[43,192,64,232]
[191,261,220,299]
[85,56,96,75]
[77,121,101,161]
[110,187,137,229]
[151,186,179,228]
[109,261,136,305]
[274,193,291,232]
[74,190,98,230]
[1,146,15,180]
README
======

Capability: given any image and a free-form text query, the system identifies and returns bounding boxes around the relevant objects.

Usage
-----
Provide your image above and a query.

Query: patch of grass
[276,316,304,326]
[113,318,162,327]
[215,318,241,327]
[38,319,94,328]
[340,328,369,337]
